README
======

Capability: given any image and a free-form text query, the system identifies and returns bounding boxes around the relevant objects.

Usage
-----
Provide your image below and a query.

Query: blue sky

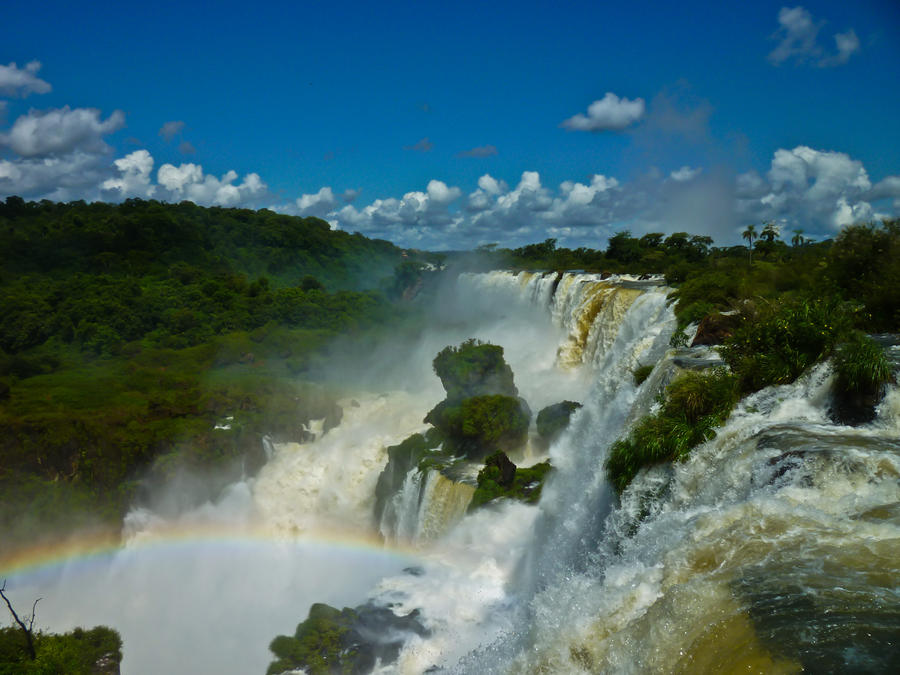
[2,0,899,249]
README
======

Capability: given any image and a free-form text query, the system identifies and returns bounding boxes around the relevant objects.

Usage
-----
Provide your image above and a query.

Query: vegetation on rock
[469,451,552,510]
[431,339,518,402]
[720,297,853,394]
[831,332,894,425]
[606,369,739,492]
[426,394,530,460]
[535,401,582,442]
[267,602,427,675]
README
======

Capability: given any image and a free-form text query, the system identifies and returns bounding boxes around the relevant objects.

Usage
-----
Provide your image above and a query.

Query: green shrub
[720,297,853,393]
[426,394,530,460]
[267,604,356,675]
[0,625,121,674]
[606,369,738,492]
[469,451,552,510]
[834,332,893,396]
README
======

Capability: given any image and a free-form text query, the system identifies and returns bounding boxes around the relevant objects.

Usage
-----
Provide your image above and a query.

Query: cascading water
[4,269,897,674]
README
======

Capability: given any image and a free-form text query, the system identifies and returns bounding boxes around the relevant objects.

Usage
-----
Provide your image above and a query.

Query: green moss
[606,369,738,492]
[469,451,552,510]
[426,394,530,460]
[431,339,517,401]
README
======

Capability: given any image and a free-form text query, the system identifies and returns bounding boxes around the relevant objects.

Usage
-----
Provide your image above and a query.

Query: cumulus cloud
[101,149,156,199]
[768,6,859,67]
[0,61,52,98]
[157,162,266,206]
[405,137,433,152]
[331,179,462,244]
[159,121,185,142]
[178,140,196,155]
[295,186,336,217]
[561,93,645,132]
[737,145,880,230]
[0,150,113,202]
[0,106,125,157]
[457,145,498,158]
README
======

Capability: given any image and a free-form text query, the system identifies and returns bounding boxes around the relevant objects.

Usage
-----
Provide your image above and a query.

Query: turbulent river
[3,271,899,673]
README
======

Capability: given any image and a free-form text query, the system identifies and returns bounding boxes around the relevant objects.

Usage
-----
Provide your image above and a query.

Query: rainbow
[0,521,419,586]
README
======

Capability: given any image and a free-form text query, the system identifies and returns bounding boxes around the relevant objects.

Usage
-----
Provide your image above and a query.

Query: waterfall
[8,269,895,675]
[413,472,475,544]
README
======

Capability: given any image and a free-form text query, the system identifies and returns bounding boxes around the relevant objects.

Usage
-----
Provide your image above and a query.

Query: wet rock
[829,387,883,426]
[691,312,738,347]
[536,400,582,443]
[485,450,517,487]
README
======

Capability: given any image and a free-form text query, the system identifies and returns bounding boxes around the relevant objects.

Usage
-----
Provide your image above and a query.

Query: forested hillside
[0,197,416,541]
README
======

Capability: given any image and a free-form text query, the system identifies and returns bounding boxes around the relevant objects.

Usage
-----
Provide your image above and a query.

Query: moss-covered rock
[469,451,552,510]
[831,332,894,425]
[425,394,530,461]
[267,602,428,675]
[431,339,517,402]
[535,401,582,443]
[373,428,452,527]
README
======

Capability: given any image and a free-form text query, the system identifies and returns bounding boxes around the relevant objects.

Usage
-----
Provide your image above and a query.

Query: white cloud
[823,29,860,66]
[159,121,185,142]
[561,93,645,132]
[0,106,125,157]
[101,150,156,199]
[157,162,266,206]
[0,151,112,202]
[738,145,876,230]
[669,166,701,182]
[296,186,336,217]
[768,6,859,67]
[0,61,52,98]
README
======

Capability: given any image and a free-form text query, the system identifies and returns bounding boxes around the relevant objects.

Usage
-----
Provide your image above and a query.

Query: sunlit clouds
[561,93,646,132]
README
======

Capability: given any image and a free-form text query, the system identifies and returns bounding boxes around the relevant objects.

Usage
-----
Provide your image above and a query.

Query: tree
[760,221,780,243]
[791,229,805,247]
[741,224,758,265]
[1,580,39,660]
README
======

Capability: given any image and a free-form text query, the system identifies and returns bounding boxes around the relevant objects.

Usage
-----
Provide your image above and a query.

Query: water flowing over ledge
[4,270,898,674]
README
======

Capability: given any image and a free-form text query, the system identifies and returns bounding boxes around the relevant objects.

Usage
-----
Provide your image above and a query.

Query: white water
[5,270,897,674]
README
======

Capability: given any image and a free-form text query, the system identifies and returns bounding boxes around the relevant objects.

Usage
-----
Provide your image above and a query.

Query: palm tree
[760,221,780,242]
[742,224,757,265]
[791,229,805,247]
